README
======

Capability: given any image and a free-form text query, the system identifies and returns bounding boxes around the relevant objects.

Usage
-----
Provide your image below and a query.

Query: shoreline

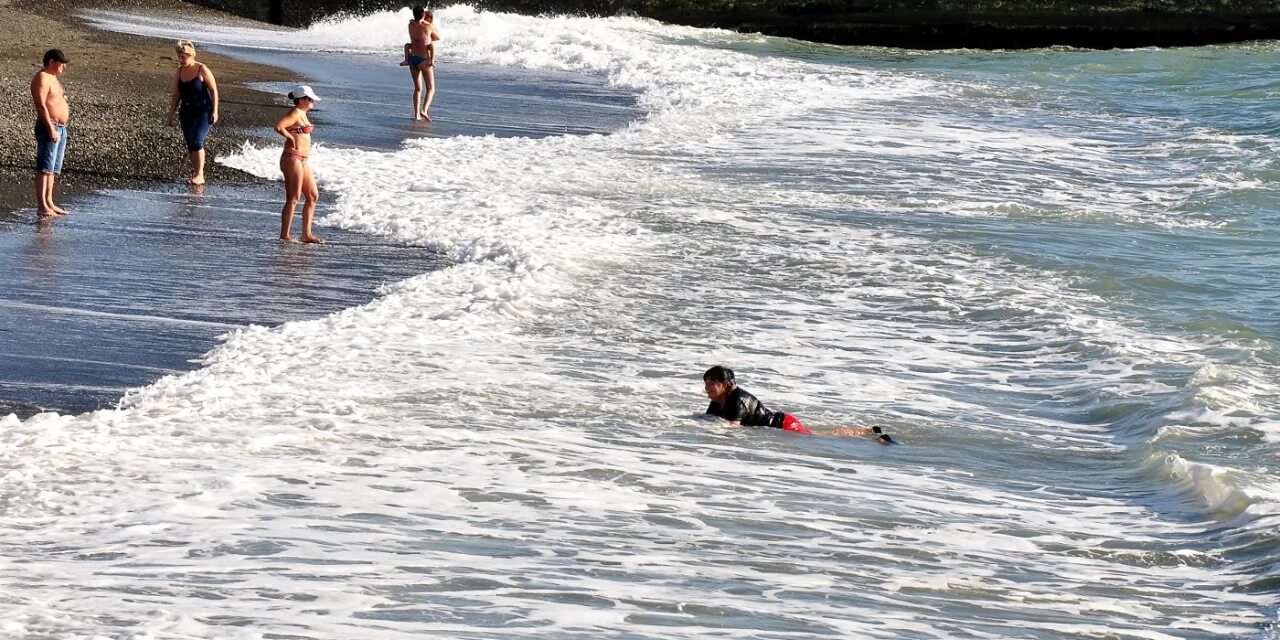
[0,0,296,221]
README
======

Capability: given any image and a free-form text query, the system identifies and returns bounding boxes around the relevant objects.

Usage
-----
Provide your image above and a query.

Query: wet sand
[0,181,448,418]
[0,0,293,219]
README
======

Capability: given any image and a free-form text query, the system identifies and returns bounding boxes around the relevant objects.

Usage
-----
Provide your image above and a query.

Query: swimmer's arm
[201,64,219,124]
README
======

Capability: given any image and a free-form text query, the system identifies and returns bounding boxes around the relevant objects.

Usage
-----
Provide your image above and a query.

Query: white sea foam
[8,5,1278,638]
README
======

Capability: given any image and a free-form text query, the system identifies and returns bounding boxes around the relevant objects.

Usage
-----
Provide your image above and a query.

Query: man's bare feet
[50,204,69,215]
[279,235,297,243]
[301,235,326,244]
[420,111,432,122]
[36,207,56,218]
[190,176,206,185]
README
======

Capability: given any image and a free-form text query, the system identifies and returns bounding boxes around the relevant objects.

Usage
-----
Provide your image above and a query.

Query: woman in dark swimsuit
[274,85,324,244]
[702,366,895,444]
[165,40,219,185]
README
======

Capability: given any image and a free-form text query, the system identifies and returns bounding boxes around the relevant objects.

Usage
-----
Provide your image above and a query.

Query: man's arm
[30,73,55,138]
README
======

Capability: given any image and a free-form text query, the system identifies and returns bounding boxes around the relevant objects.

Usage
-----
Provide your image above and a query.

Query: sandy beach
[0,0,292,220]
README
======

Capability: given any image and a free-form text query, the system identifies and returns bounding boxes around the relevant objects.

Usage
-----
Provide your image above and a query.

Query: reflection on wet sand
[0,182,445,415]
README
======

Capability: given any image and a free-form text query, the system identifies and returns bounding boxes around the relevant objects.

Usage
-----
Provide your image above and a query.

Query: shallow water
[0,183,444,414]
[1,5,1278,639]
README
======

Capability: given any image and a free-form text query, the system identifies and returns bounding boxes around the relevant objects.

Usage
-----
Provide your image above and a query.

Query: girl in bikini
[275,85,324,244]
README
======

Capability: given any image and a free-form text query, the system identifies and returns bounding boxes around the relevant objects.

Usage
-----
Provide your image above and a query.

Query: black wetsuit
[706,387,785,429]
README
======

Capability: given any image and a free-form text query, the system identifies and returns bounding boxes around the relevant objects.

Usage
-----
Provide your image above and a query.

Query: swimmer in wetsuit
[702,365,895,444]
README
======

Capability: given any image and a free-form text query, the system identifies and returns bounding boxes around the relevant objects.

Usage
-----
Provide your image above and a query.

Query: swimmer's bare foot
[190,175,206,185]
[413,113,423,121]
[50,204,69,216]
[301,234,325,244]
[279,235,297,243]
[420,111,432,122]
[36,207,56,218]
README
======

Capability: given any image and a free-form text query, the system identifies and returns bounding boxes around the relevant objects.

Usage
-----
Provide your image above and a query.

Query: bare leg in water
[420,64,436,121]
[189,148,206,185]
[298,162,324,244]
[410,63,426,121]
[279,155,303,242]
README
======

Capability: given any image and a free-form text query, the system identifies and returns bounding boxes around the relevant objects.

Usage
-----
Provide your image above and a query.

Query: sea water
[2,5,1278,638]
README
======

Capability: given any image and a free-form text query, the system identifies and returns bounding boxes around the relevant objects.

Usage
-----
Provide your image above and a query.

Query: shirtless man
[30,49,70,218]
[702,366,896,444]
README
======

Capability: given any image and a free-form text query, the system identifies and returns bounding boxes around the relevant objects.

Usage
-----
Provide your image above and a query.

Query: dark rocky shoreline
[190,0,1280,49]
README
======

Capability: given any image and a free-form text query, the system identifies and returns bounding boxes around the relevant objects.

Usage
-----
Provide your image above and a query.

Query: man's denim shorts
[35,122,68,175]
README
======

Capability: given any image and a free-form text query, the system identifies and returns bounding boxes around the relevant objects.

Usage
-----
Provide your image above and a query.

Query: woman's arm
[166,71,180,125]
[201,64,220,124]
[275,111,298,147]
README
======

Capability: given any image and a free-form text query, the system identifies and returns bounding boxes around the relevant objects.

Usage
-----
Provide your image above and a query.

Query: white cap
[287,84,321,102]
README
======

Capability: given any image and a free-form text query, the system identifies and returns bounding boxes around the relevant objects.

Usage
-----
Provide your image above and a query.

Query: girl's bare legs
[410,65,425,121]
[299,164,324,244]
[280,156,303,241]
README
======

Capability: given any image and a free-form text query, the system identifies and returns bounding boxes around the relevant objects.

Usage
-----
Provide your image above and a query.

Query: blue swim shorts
[35,122,68,175]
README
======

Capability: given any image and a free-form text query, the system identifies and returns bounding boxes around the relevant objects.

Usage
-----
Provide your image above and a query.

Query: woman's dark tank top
[178,70,211,112]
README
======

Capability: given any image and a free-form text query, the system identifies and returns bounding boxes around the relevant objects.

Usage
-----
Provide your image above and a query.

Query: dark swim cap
[703,366,735,383]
